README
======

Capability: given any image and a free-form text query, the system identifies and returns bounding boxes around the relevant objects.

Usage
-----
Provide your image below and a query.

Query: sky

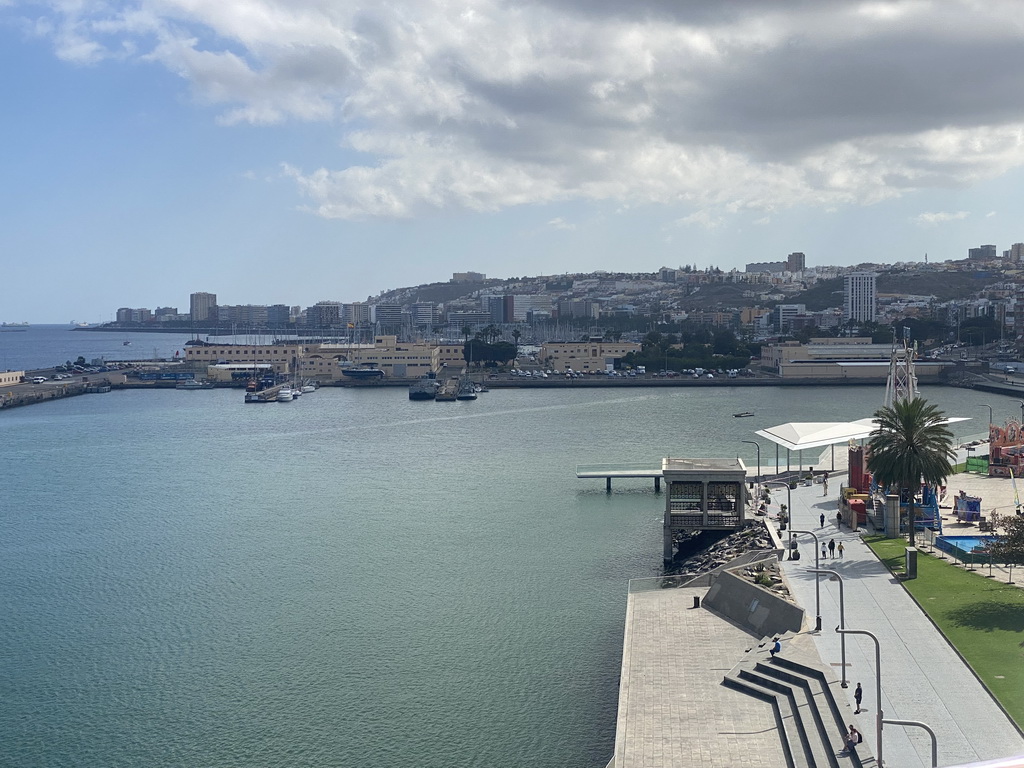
[4,0,1024,322]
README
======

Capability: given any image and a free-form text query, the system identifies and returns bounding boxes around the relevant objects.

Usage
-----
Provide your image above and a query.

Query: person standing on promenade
[854,682,863,713]
[837,541,845,558]
[837,511,843,529]
[820,512,825,528]
[823,475,829,496]
[828,539,836,558]
[822,542,828,560]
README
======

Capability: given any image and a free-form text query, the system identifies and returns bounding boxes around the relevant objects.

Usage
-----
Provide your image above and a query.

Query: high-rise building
[305,301,342,328]
[190,292,217,323]
[1006,243,1024,262]
[844,272,877,323]
[968,245,997,261]
[786,252,806,272]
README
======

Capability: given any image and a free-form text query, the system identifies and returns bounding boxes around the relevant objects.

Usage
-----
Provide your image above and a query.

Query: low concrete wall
[702,570,804,638]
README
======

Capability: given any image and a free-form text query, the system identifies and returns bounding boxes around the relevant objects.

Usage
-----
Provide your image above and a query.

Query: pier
[575,462,663,492]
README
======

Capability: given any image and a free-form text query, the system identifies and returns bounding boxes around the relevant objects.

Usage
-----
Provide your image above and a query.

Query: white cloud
[913,211,971,226]
[19,0,1024,219]
[547,217,575,230]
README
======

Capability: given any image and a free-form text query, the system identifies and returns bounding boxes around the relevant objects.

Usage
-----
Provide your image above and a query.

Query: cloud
[547,217,575,230]
[913,211,970,226]
[18,0,1024,219]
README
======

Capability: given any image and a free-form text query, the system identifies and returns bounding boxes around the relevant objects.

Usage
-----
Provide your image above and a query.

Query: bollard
[693,595,700,609]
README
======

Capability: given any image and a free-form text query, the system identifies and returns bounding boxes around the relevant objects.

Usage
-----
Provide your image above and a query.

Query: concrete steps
[723,637,875,768]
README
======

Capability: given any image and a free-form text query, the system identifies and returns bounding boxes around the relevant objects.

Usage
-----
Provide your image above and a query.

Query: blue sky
[3,0,1024,323]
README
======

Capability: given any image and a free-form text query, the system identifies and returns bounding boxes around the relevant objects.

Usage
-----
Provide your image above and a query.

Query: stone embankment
[666,521,791,599]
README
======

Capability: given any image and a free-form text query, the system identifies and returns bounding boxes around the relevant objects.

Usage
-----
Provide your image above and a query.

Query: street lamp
[741,440,761,486]
[809,568,847,687]
[790,529,821,632]
[763,480,791,533]
[979,403,993,426]
[837,627,883,766]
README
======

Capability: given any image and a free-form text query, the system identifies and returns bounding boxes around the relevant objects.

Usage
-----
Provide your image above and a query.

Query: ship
[409,377,438,401]
[340,364,385,380]
[1,322,29,328]
[456,378,478,401]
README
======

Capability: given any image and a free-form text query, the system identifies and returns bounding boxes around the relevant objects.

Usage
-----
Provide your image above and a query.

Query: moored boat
[176,379,214,390]
[276,386,294,402]
[456,379,478,400]
[409,377,437,401]
[733,411,754,418]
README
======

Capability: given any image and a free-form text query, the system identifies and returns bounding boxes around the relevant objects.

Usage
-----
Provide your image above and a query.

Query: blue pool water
[936,535,996,558]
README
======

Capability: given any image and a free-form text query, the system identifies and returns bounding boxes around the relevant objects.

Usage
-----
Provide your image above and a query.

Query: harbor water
[0,347,1012,766]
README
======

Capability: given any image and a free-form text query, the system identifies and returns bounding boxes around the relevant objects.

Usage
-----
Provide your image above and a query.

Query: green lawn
[866,535,1024,727]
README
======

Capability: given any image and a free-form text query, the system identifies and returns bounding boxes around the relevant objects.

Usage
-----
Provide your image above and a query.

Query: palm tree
[867,397,955,547]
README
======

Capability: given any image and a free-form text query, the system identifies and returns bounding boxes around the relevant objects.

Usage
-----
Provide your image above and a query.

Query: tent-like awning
[755,417,972,452]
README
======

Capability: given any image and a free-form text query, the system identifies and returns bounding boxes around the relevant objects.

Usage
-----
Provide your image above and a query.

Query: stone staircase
[722,635,876,768]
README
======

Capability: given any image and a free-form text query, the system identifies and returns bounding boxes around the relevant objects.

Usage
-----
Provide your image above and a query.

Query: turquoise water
[0,383,1014,766]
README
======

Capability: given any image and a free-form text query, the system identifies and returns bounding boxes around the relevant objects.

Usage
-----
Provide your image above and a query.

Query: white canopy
[755,417,972,452]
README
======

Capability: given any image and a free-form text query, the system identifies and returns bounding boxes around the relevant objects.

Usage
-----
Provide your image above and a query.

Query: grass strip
[865,535,1024,728]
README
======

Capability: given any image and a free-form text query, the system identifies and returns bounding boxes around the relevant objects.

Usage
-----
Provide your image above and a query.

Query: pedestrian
[838,541,845,558]
[770,639,782,657]
[819,512,825,528]
[821,542,827,560]
[854,682,863,714]
[823,477,829,496]
[846,725,862,751]
[837,511,843,528]
[828,538,836,558]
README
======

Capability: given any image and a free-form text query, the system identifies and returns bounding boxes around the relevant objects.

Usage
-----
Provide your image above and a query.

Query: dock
[576,462,663,491]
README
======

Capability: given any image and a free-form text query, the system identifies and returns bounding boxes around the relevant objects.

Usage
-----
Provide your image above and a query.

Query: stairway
[722,636,876,768]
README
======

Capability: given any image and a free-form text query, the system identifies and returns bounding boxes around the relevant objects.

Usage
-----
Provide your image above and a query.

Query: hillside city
[107,247,1017,352]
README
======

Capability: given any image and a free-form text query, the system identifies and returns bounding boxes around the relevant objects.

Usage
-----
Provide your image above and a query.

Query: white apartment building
[844,272,877,323]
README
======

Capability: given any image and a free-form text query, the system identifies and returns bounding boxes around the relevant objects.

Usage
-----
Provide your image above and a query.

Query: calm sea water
[0,341,1009,766]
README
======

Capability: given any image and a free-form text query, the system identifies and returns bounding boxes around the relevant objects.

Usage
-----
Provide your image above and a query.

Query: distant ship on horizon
[2,322,29,327]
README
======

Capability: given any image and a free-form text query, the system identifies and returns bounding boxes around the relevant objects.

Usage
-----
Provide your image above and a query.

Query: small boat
[176,379,214,390]
[456,379,478,401]
[276,386,294,402]
[123,339,132,346]
[409,377,438,401]
[301,383,316,394]
[733,411,755,418]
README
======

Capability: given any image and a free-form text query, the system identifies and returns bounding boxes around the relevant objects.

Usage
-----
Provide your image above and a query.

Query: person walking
[819,512,825,528]
[837,541,845,558]
[828,538,836,558]
[823,476,829,496]
[854,682,863,713]
[821,542,827,560]
[836,511,843,529]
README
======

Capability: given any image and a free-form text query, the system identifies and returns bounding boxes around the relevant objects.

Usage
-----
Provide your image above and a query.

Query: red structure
[988,420,1024,478]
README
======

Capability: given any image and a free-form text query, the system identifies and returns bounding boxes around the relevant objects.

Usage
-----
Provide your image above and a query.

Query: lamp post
[837,627,882,766]
[979,403,993,434]
[809,568,847,687]
[741,440,761,486]
[882,719,937,768]
[763,480,791,534]
[790,529,821,632]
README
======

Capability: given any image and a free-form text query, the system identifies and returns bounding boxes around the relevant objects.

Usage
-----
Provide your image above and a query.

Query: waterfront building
[760,337,952,380]
[662,457,747,560]
[116,307,152,323]
[217,304,270,327]
[0,371,25,387]
[189,292,217,323]
[843,271,877,323]
[539,337,642,372]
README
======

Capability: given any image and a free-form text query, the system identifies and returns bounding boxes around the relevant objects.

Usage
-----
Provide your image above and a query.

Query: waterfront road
[771,481,1024,768]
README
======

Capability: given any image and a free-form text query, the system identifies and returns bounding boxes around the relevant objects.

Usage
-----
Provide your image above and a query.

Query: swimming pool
[936,535,996,561]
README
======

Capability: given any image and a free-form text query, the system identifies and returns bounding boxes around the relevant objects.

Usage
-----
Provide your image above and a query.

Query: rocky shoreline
[666,521,776,579]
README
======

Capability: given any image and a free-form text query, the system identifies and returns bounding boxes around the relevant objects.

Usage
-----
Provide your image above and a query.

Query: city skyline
[5,1,1024,323]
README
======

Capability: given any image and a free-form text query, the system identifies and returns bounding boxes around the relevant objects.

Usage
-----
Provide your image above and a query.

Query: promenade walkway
[772,480,1024,768]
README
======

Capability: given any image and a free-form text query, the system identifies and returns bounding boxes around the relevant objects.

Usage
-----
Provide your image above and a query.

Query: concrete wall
[702,570,804,637]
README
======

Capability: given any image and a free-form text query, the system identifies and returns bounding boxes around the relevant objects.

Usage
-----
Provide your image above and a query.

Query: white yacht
[276,386,294,402]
